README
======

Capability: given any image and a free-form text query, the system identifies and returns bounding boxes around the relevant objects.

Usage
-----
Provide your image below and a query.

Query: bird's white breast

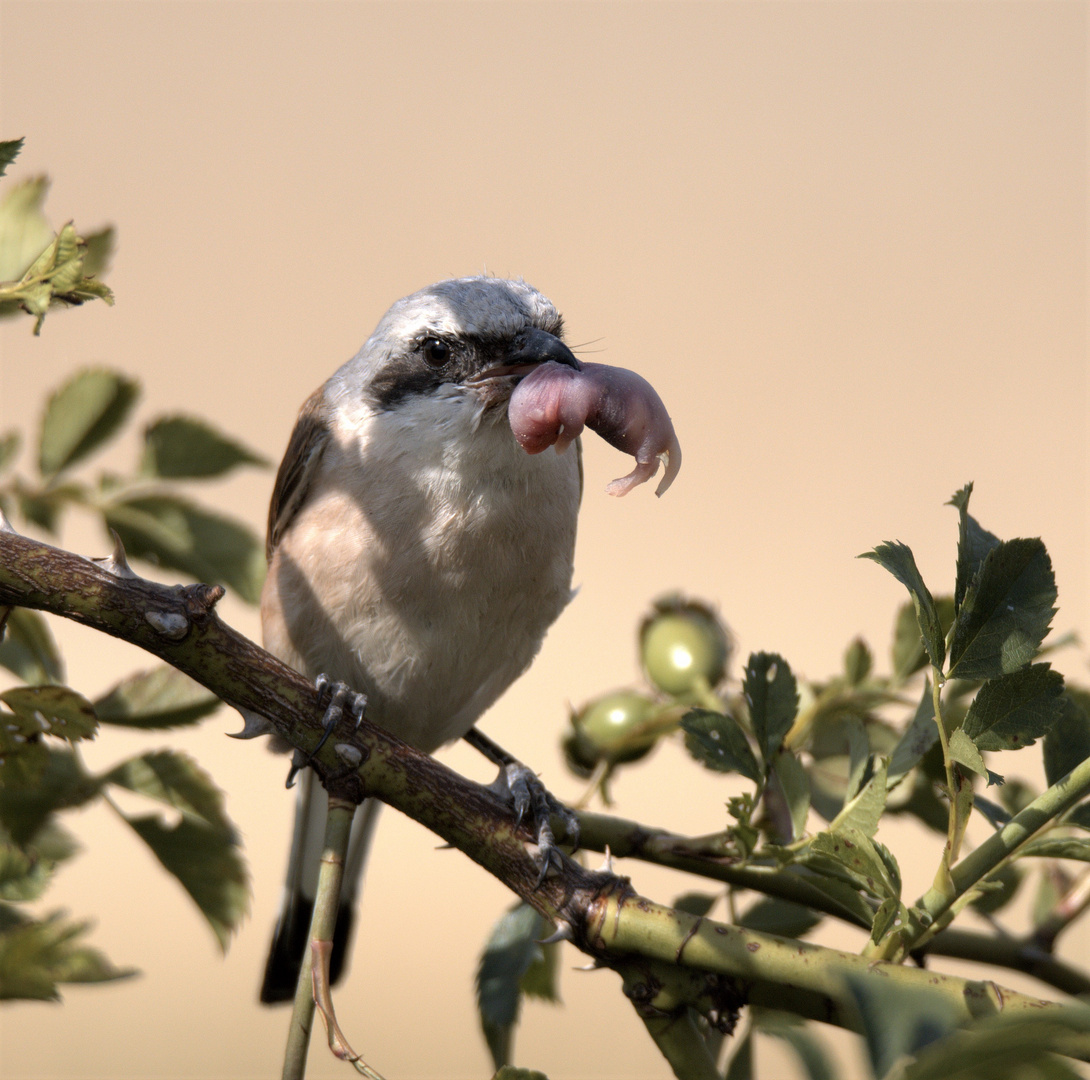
[261,387,580,752]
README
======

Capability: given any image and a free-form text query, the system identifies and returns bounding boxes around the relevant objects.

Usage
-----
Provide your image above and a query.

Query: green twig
[282,798,357,1079]
[615,957,742,1080]
[577,810,873,928]
[909,754,1090,952]
[585,882,1059,1031]
[1034,868,1090,953]
[579,809,1090,999]
[924,928,1090,997]
[636,1008,723,1080]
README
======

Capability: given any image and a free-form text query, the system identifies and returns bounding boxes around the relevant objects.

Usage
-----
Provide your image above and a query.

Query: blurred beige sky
[0,3,1086,1078]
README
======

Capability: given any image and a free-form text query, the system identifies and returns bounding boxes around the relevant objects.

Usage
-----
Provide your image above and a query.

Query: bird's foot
[491,762,580,886]
[286,675,368,788]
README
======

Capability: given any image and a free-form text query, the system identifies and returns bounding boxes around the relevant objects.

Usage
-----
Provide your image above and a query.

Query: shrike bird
[258,277,583,1002]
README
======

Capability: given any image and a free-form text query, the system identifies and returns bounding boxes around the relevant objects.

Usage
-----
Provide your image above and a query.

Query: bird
[258,276,585,1003]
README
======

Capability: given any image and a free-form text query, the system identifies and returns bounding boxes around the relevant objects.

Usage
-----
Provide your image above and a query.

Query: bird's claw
[495,762,579,886]
[285,675,368,788]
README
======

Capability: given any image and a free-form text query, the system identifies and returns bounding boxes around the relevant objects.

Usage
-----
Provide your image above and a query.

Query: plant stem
[586,884,1057,1030]
[580,808,1090,998]
[909,753,1090,952]
[925,928,1090,997]
[282,798,356,1080]
[637,1007,723,1080]
[927,668,963,889]
[1034,869,1090,953]
[577,809,873,929]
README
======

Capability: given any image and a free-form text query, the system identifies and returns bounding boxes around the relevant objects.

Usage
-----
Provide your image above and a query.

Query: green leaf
[724,1026,753,1080]
[806,827,899,900]
[0,749,100,843]
[493,1070,551,1080]
[948,483,1000,613]
[0,912,135,1000]
[771,750,810,842]
[891,596,956,682]
[0,739,48,788]
[103,751,234,835]
[871,896,905,946]
[894,770,956,835]
[680,708,761,783]
[888,681,938,788]
[737,896,821,938]
[968,864,1023,915]
[0,608,63,685]
[755,1010,836,1080]
[0,685,97,743]
[0,430,19,474]
[38,369,139,478]
[104,494,265,603]
[843,973,957,1080]
[972,795,1011,831]
[0,220,115,333]
[947,538,1057,680]
[1018,838,1090,863]
[861,542,945,670]
[0,842,52,902]
[786,868,877,928]
[1043,690,1090,786]
[0,139,24,179]
[829,758,888,838]
[121,813,248,951]
[672,892,718,917]
[519,937,559,1005]
[947,729,989,781]
[1068,804,1090,830]
[0,177,52,283]
[743,652,799,764]
[843,716,870,803]
[999,778,1038,815]
[843,638,872,685]
[901,1007,1090,1080]
[961,664,1065,752]
[79,227,113,279]
[476,902,551,1070]
[141,416,269,480]
[14,479,86,535]
[94,666,221,729]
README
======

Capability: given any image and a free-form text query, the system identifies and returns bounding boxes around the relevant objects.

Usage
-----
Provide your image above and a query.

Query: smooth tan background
[0,3,1086,1078]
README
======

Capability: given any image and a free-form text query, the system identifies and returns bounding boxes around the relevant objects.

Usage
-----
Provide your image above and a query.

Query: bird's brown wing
[266,386,331,561]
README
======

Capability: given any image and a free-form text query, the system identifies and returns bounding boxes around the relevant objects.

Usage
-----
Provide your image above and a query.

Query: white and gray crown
[328,277,576,411]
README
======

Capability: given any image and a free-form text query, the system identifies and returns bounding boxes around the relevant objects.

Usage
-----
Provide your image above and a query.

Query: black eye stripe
[370,360,443,410]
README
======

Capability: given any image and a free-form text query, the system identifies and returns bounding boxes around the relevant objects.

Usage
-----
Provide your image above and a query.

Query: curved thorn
[537,921,573,946]
[227,708,275,740]
[596,845,615,875]
[94,529,138,578]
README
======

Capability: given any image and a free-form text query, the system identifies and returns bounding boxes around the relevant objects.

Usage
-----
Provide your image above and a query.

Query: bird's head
[331,277,582,413]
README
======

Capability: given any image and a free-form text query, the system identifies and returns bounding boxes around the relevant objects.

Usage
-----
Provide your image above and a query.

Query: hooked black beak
[506,327,582,372]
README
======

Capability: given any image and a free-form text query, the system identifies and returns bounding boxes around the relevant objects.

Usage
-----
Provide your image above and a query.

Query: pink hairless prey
[508,360,682,497]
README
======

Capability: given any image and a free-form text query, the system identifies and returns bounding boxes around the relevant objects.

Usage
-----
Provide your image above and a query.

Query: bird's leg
[286,675,368,789]
[464,727,579,884]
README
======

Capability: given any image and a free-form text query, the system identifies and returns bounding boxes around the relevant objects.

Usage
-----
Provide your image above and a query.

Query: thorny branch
[0,524,1079,1048]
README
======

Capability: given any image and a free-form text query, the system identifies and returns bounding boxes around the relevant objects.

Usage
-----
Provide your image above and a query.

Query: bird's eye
[421,338,450,367]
